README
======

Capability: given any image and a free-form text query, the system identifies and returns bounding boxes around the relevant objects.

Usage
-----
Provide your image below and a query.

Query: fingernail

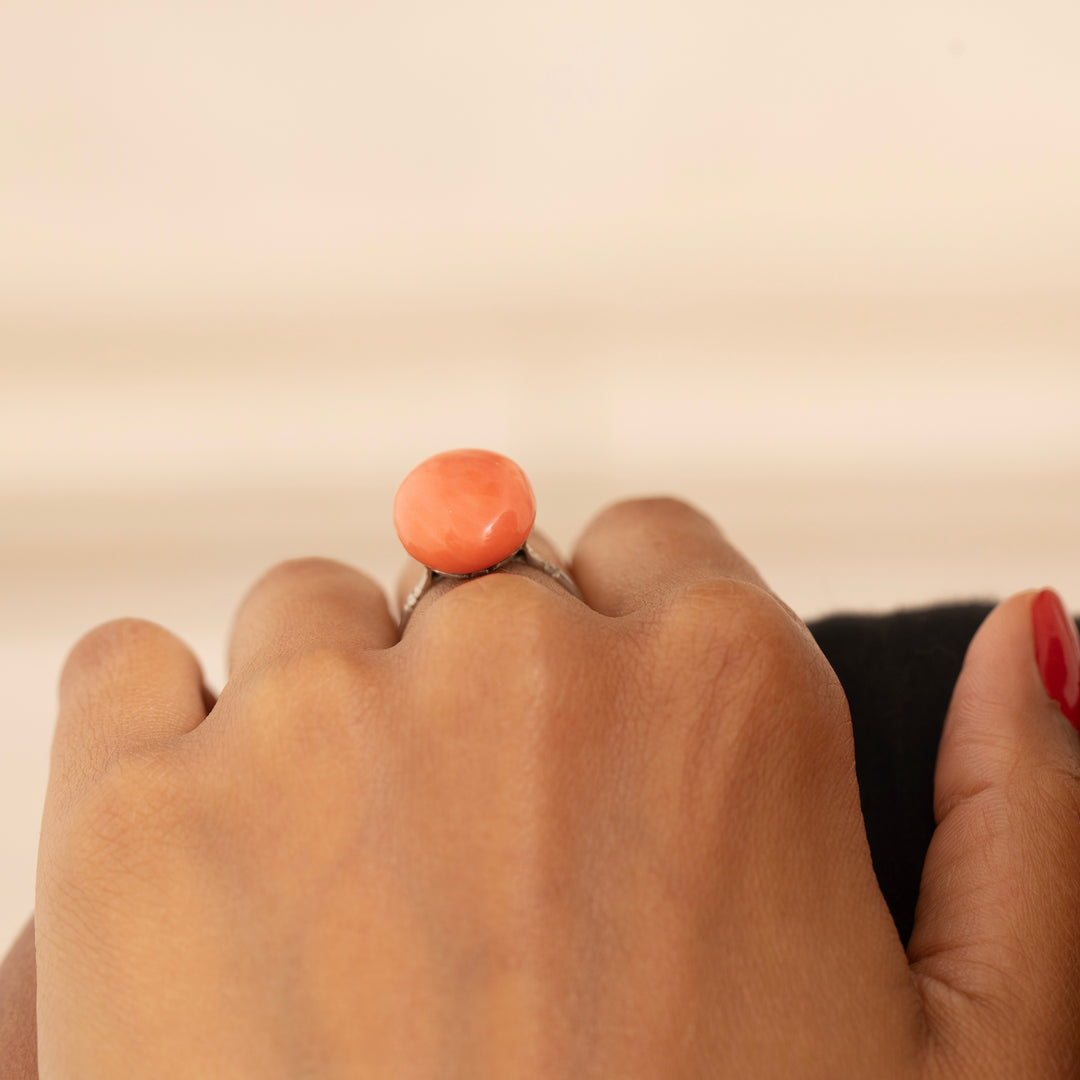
[1032,588,1080,734]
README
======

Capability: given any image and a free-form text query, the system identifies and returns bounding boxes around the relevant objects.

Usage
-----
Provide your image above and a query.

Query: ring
[393,448,582,631]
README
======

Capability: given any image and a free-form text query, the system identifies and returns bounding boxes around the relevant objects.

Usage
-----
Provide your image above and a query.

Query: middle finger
[226,556,399,680]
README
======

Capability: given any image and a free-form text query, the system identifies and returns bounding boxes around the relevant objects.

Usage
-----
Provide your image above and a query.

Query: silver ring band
[399,541,581,632]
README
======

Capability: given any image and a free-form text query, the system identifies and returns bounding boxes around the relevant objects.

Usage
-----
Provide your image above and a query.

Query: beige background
[2,1,1078,950]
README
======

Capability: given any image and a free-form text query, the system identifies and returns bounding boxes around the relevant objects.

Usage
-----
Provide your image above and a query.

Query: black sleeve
[806,602,1048,947]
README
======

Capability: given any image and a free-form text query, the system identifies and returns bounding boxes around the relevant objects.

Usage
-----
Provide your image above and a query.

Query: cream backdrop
[1,1,1078,949]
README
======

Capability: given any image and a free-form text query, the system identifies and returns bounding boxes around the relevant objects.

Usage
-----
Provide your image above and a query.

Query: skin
[2,496,1079,1077]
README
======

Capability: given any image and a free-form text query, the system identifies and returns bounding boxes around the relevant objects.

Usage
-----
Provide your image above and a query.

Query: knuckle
[420,573,579,710]
[258,555,338,583]
[251,556,379,597]
[239,643,381,749]
[255,642,372,700]
[432,574,566,658]
[644,578,844,754]
[594,495,720,536]
[656,578,799,683]
[60,617,178,701]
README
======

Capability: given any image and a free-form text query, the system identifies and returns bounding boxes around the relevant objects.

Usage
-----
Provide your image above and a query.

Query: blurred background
[2,1,1078,948]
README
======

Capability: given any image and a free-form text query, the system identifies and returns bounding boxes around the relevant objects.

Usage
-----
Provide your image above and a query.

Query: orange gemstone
[393,449,537,575]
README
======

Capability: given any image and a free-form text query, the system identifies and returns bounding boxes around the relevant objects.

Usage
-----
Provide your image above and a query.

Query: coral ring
[393,448,581,630]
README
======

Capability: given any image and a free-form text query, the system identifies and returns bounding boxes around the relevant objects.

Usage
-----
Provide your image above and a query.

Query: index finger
[568,496,783,618]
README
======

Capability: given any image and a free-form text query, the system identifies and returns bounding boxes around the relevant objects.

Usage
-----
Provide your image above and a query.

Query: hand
[17,498,1080,1077]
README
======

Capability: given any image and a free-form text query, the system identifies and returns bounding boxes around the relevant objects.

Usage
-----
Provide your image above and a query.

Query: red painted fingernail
[1032,588,1080,734]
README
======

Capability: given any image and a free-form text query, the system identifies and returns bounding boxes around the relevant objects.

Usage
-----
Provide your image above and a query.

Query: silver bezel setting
[398,541,581,632]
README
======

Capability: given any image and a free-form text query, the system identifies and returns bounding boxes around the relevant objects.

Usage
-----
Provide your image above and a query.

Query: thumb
[908,589,1080,1073]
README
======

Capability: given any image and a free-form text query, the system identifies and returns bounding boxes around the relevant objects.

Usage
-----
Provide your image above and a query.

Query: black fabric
[806,602,1080,949]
